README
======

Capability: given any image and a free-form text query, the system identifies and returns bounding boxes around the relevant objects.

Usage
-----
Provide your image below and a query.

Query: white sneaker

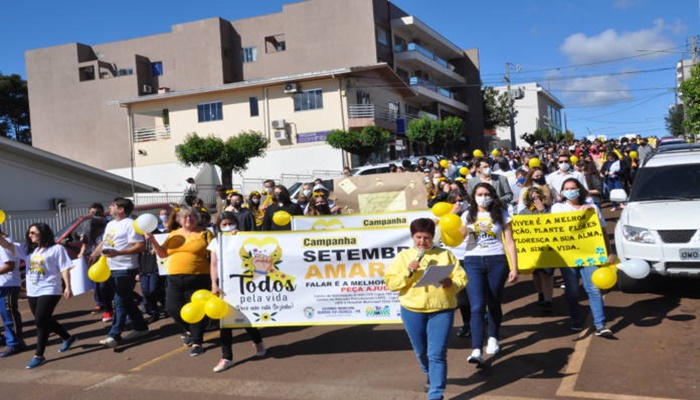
[213,359,234,373]
[467,349,483,365]
[99,336,118,348]
[486,337,500,355]
[123,329,149,340]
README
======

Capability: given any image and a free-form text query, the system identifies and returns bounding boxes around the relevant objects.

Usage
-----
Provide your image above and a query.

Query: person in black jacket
[261,185,303,231]
[227,193,256,232]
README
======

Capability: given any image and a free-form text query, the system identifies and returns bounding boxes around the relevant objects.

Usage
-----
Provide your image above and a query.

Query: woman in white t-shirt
[24,223,76,369]
[459,182,519,366]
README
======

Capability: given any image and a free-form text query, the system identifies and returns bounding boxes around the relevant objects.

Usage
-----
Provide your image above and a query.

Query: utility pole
[504,62,520,150]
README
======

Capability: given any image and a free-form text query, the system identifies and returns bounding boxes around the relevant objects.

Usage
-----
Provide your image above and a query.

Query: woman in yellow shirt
[146,206,213,356]
[384,218,466,400]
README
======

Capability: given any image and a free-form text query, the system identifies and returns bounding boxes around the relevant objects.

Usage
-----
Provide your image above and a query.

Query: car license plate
[679,248,700,260]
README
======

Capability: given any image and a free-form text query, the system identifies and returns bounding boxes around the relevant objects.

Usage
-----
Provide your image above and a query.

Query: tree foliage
[0,73,31,144]
[326,125,390,163]
[406,117,440,145]
[482,86,516,130]
[665,104,685,137]
[175,131,269,188]
[679,63,700,136]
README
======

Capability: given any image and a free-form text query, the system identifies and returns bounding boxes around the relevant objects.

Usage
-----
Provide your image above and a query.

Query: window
[265,35,286,53]
[376,25,389,46]
[242,46,257,63]
[249,97,259,117]
[294,89,323,112]
[151,61,163,76]
[79,66,95,81]
[197,102,223,122]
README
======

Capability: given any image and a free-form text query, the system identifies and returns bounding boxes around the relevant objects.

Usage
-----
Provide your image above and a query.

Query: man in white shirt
[0,229,25,357]
[92,198,149,348]
[546,153,588,201]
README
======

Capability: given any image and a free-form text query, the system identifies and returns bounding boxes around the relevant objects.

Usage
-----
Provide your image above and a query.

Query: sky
[2,0,699,140]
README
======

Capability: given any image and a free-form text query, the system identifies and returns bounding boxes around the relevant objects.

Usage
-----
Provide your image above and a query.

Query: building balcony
[133,125,171,143]
[394,43,466,87]
[348,104,417,132]
[391,16,464,60]
[408,77,469,112]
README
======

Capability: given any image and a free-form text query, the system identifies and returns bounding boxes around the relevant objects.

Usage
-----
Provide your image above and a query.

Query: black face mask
[534,177,546,185]
[274,193,289,203]
[232,201,243,208]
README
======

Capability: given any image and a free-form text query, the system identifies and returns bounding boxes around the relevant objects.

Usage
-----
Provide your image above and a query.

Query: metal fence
[2,207,89,244]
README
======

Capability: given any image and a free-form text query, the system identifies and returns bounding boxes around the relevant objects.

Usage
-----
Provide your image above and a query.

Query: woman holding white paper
[384,218,466,400]
[459,182,519,366]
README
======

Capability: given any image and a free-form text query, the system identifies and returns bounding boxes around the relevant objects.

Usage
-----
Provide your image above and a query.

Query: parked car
[612,146,700,292]
[55,203,172,259]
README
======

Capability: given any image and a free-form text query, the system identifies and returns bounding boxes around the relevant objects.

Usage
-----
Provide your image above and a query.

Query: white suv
[612,146,700,291]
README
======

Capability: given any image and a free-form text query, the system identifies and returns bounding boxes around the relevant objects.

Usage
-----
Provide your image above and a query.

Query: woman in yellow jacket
[384,218,466,400]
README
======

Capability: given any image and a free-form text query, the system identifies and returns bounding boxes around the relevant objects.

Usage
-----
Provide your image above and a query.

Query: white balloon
[618,259,650,279]
[136,214,159,233]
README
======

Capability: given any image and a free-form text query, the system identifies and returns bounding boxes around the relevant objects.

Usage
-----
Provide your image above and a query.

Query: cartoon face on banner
[239,237,296,285]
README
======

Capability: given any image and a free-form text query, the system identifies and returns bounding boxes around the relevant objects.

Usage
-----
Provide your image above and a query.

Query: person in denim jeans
[552,178,613,337]
[0,230,25,357]
[384,218,466,400]
[92,198,149,348]
[459,183,519,366]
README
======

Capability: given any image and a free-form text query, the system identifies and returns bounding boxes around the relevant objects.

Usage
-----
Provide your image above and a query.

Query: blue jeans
[0,286,23,347]
[140,272,165,315]
[108,269,148,338]
[463,255,509,349]
[560,266,606,328]
[401,307,454,400]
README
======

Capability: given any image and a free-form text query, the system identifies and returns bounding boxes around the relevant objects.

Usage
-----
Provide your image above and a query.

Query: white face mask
[302,189,312,197]
[481,167,491,176]
[220,225,236,232]
[475,195,493,208]
[159,215,168,223]
[558,162,571,172]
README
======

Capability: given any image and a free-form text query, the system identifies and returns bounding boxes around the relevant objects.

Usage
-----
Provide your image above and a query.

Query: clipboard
[413,264,453,288]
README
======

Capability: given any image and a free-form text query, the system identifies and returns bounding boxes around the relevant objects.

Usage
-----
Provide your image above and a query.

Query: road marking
[557,323,683,400]
[128,331,220,372]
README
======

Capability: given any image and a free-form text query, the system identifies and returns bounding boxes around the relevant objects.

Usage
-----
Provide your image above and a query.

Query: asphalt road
[1,208,698,400]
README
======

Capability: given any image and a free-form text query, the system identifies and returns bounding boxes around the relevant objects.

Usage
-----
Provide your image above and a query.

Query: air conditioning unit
[542,116,551,124]
[273,130,289,141]
[271,119,286,129]
[284,83,299,93]
[142,84,153,94]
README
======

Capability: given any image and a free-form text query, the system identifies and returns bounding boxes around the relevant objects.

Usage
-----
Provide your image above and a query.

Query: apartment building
[26,0,484,192]
[492,82,565,149]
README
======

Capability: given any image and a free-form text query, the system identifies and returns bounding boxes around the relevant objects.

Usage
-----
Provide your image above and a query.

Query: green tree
[0,73,31,144]
[406,117,440,145]
[175,131,269,188]
[326,125,390,164]
[482,86,516,130]
[679,63,700,137]
[665,104,685,137]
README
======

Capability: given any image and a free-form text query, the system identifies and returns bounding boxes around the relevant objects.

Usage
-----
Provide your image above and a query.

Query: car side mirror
[609,188,628,203]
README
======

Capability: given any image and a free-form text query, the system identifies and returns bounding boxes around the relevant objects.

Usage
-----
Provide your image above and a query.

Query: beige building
[26,0,484,192]
[492,82,565,149]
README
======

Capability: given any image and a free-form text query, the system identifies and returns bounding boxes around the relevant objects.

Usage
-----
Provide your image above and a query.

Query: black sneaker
[570,322,583,332]
[595,326,613,337]
[182,334,194,347]
[189,345,205,357]
[456,326,471,338]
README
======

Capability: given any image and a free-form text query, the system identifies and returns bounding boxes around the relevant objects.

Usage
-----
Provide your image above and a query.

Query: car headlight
[621,225,656,244]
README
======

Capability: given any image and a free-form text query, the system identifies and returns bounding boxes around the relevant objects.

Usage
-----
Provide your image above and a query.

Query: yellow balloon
[180,301,206,324]
[491,149,500,157]
[439,159,449,168]
[570,155,579,164]
[439,213,462,233]
[528,158,541,168]
[592,267,617,290]
[0,209,5,225]
[431,202,452,217]
[88,257,111,283]
[204,297,230,319]
[459,166,469,176]
[191,289,213,304]
[629,150,638,160]
[132,219,145,235]
[473,149,484,158]
[273,210,292,226]
[441,230,464,247]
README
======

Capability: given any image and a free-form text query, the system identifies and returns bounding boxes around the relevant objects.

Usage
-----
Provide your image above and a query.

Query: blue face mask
[561,189,580,200]
[516,177,526,185]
